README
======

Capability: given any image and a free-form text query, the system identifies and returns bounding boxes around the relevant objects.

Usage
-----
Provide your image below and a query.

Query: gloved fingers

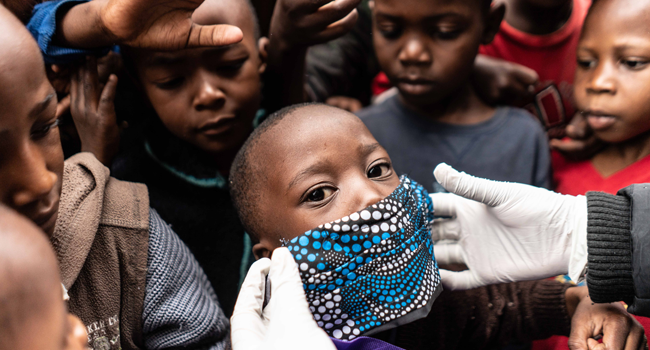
[268,247,311,311]
[429,192,458,217]
[230,258,271,350]
[438,269,482,290]
[433,163,510,207]
[430,218,460,241]
[433,244,466,265]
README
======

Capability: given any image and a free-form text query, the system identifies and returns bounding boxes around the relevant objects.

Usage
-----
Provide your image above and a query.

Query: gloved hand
[430,163,588,290]
[231,247,336,350]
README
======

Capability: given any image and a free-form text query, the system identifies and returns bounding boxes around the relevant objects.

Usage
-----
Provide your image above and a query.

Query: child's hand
[566,286,647,350]
[550,113,606,161]
[269,0,361,49]
[70,57,120,167]
[472,55,539,106]
[57,0,243,50]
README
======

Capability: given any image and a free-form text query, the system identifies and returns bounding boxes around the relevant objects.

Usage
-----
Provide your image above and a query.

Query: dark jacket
[587,185,650,317]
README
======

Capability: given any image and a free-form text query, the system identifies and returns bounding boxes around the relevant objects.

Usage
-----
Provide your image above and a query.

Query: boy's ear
[257,37,269,75]
[252,240,273,260]
[481,2,505,45]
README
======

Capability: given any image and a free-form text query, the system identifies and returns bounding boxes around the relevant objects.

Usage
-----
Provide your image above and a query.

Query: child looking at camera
[357,0,551,193]
[228,103,643,350]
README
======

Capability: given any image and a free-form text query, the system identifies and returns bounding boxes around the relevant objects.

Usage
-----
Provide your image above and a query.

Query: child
[0,204,88,350]
[0,5,229,349]
[551,0,650,346]
[27,0,359,315]
[357,0,550,192]
[479,0,590,124]
[228,103,644,349]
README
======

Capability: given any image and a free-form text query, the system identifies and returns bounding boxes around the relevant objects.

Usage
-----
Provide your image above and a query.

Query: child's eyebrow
[29,93,55,118]
[287,163,328,192]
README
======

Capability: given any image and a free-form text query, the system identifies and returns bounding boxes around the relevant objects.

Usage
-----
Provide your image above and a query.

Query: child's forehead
[584,0,650,40]
[373,0,483,18]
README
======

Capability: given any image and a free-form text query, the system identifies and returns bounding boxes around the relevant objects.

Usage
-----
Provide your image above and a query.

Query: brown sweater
[374,279,572,350]
[53,153,150,350]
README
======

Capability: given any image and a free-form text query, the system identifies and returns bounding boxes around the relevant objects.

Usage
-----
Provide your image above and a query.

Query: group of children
[1,0,650,348]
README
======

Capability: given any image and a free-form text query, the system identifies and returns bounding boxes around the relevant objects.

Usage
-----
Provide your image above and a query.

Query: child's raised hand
[269,0,361,48]
[550,113,606,161]
[566,286,647,350]
[70,56,120,167]
[58,0,243,50]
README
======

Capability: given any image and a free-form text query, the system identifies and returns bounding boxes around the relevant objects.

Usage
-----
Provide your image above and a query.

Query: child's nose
[10,146,57,208]
[193,80,226,111]
[398,37,432,66]
[587,62,616,94]
[355,183,386,213]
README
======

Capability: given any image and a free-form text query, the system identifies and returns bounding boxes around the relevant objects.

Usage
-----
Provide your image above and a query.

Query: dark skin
[0,10,63,237]
[371,0,504,124]
[129,0,267,175]
[251,105,401,259]
[497,0,573,35]
[574,0,650,177]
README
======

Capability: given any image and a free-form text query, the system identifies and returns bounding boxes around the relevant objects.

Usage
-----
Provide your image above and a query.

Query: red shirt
[532,151,650,350]
[479,0,591,119]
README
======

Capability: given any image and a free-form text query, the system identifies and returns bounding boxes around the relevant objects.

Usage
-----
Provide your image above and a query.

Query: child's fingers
[98,74,118,119]
[55,95,71,119]
[82,56,100,110]
[69,68,84,116]
[315,0,362,25]
[315,9,359,42]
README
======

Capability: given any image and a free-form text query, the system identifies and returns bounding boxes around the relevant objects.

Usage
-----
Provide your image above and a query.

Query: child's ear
[257,37,269,75]
[252,240,273,260]
[481,2,505,45]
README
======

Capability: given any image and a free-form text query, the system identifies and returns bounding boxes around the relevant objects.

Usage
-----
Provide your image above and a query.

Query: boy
[0,204,88,350]
[28,0,359,315]
[0,5,229,349]
[357,0,551,193]
[228,103,644,349]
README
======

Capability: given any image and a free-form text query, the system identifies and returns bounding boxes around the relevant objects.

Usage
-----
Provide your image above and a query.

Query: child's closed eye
[31,118,60,140]
[621,58,649,70]
[155,77,185,90]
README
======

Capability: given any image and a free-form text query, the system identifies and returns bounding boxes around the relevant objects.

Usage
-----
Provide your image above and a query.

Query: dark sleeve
[26,0,111,64]
[533,120,552,190]
[379,280,572,350]
[304,1,378,104]
[586,186,650,317]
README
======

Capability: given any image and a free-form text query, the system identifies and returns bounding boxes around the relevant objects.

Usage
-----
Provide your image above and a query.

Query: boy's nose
[193,80,226,111]
[398,38,432,66]
[10,146,57,208]
[354,182,386,213]
[587,63,616,95]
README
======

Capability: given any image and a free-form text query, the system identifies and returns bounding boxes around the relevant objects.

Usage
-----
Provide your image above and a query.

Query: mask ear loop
[262,275,271,310]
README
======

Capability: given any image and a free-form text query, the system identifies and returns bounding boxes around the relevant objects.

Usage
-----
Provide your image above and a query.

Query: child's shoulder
[496,106,547,135]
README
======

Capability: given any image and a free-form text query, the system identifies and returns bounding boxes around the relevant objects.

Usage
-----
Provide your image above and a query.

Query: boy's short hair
[229,103,324,241]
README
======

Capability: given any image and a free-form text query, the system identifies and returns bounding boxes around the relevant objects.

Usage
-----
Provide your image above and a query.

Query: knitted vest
[52,153,149,350]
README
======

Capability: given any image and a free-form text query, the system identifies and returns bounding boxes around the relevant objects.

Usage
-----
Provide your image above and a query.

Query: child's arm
[472,55,539,107]
[69,56,120,167]
[27,0,243,64]
[264,0,361,112]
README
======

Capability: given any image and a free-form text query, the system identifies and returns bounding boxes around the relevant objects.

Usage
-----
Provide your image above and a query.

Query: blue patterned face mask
[283,175,441,341]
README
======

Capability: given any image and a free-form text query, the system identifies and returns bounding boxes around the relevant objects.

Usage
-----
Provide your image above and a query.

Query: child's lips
[397,79,435,95]
[585,112,617,131]
[198,115,237,136]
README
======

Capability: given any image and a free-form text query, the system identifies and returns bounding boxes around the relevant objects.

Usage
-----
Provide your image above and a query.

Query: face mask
[283,175,441,341]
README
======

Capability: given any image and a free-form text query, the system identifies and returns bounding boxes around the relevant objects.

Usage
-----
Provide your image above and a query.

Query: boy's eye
[305,187,336,202]
[378,24,402,39]
[577,58,596,69]
[218,58,247,72]
[435,28,462,40]
[155,77,185,90]
[31,119,60,140]
[622,59,649,70]
[368,163,390,179]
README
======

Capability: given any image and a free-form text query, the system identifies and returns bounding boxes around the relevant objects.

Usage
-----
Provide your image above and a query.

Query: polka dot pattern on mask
[283,176,441,341]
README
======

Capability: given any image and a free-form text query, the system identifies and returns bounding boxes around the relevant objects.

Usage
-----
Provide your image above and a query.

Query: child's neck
[399,83,495,125]
[591,132,650,177]
[499,0,573,35]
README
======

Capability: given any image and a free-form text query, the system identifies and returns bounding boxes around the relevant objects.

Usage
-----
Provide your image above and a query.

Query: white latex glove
[231,247,336,350]
[430,163,589,290]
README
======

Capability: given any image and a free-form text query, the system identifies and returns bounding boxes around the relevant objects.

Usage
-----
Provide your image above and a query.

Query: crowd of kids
[1,0,650,348]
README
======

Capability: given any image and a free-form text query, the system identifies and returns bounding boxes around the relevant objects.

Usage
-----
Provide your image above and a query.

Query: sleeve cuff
[28,0,111,64]
[585,191,635,304]
[528,280,573,337]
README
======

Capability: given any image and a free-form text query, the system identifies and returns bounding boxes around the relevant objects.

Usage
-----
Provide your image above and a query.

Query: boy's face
[130,0,266,156]
[371,0,500,108]
[0,10,64,237]
[574,0,650,143]
[252,106,401,258]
